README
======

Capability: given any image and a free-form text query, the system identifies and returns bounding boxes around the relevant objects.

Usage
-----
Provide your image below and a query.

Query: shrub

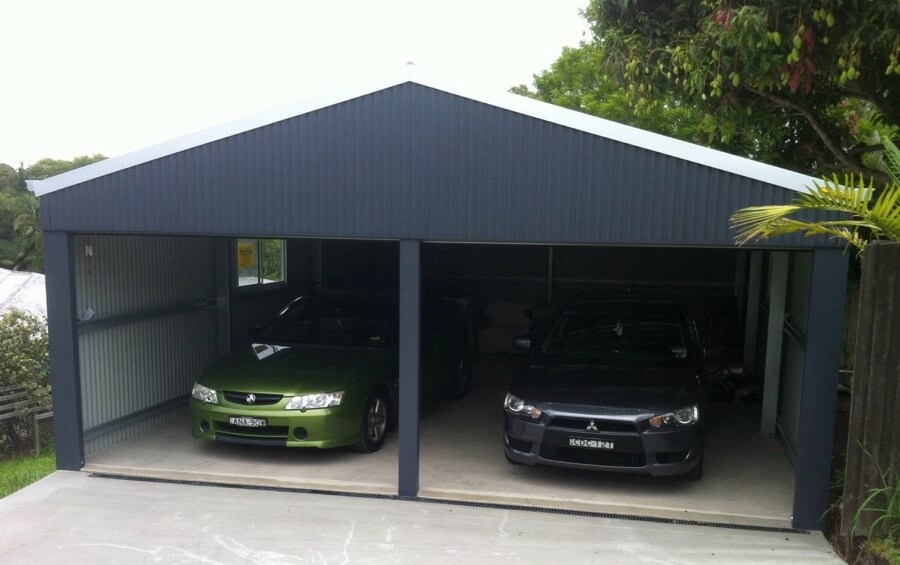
[0,309,50,457]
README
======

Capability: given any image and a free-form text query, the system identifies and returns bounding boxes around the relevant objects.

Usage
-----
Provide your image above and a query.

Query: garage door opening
[415,243,798,528]
[79,235,405,495]
[74,235,814,528]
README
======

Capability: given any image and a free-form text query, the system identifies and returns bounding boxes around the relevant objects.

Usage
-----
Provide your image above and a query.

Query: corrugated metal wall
[777,252,813,460]
[42,83,822,249]
[424,243,738,304]
[73,235,218,454]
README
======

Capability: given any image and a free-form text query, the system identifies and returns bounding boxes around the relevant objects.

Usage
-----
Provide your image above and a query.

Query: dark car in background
[190,290,471,453]
[503,295,706,480]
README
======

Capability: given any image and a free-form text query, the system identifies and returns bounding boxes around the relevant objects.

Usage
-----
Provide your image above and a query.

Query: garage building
[30,77,848,530]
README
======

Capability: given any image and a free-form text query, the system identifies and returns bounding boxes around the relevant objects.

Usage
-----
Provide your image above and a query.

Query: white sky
[1,0,589,167]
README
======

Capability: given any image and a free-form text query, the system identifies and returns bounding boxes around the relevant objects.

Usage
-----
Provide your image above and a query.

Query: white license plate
[229,416,267,428]
[569,437,614,449]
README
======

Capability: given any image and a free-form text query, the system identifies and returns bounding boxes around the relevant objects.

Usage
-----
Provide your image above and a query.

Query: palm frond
[731,157,900,254]
[882,136,900,185]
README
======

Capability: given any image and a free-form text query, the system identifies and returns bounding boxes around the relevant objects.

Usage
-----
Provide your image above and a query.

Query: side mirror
[248,325,263,341]
[512,335,532,351]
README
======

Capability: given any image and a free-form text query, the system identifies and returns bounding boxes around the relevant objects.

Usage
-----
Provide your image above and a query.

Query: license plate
[569,437,614,449]
[229,416,267,428]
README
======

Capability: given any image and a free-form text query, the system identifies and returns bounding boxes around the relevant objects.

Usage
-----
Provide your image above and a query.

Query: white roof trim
[28,73,817,196]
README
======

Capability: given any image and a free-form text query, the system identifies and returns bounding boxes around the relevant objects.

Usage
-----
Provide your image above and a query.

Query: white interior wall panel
[73,235,219,454]
[776,252,813,461]
[73,235,216,319]
[778,336,805,461]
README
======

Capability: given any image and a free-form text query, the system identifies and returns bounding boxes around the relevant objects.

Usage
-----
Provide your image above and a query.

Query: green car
[190,290,471,452]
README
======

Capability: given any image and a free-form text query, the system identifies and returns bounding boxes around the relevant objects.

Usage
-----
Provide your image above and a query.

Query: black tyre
[449,357,471,400]
[352,393,388,453]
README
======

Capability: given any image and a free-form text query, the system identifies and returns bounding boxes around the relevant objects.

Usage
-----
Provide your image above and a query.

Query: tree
[0,154,106,273]
[0,189,42,272]
[512,43,705,144]
[580,0,899,182]
[0,163,25,191]
[730,137,900,254]
[25,154,106,180]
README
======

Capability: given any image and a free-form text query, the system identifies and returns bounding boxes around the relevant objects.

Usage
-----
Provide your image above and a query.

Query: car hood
[510,361,700,415]
[198,342,393,395]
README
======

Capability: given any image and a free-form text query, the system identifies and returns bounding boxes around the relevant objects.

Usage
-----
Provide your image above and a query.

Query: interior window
[236,238,285,288]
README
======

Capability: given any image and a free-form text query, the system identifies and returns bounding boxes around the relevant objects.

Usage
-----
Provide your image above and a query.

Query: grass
[867,537,900,565]
[848,452,900,564]
[852,459,899,539]
[0,451,56,499]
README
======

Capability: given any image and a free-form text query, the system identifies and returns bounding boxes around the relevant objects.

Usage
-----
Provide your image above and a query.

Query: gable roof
[27,75,816,197]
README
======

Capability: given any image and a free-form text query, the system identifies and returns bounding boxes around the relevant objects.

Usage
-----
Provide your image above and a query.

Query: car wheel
[683,455,704,481]
[353,393,388,453]
[449,358,471,399]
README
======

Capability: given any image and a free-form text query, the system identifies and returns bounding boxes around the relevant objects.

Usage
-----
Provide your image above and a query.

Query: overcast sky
[1,0,589,167]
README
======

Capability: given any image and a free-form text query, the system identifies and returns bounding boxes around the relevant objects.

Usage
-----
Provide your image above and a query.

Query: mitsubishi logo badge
[586,420,598,431]
[246,393,257,405]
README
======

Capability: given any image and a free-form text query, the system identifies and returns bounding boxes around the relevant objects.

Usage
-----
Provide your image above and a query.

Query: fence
[840,242,900,538]
[0,384,53,456]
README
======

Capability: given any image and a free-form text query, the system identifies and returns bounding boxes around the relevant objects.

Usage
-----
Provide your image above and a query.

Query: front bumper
[190,398,362,448]
[504,411,703,476]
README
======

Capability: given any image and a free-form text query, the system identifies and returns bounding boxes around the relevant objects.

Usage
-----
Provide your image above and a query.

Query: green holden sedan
[190,290,470,453]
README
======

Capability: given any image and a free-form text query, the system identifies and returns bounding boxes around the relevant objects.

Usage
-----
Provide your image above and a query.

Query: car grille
[547,417,636,433]
[223,391,284,406]
[540,445,646,467]
[655,449,691,464]
[214,421,289,439]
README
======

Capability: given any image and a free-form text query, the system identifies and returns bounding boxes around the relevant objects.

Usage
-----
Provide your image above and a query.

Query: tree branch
[746,87,891,186]
[848,144,884,157]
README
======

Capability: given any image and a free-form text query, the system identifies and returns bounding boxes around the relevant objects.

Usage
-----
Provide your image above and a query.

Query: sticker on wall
[238,242,255,269]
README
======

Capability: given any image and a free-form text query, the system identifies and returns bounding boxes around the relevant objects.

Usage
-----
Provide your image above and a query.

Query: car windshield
[542,305,688,363]
[259,297,390,348]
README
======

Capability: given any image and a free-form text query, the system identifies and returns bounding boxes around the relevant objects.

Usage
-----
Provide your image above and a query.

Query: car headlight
[504,393,542,419]
[649,405,699,428]
[285,392,344,411]
[191,383,218,405]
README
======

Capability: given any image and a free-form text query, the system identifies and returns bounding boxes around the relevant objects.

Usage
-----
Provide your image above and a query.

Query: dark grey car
[503,296,706,480]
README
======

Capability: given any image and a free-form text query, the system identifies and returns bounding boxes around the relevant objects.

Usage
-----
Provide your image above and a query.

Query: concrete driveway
[0,471,843,564]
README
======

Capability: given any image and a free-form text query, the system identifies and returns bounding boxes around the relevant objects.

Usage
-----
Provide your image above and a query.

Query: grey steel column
[734,251,749,319]
[792,248,848,530]
[312,239,324,289]
[214,239,231,357]
[398,239,421,497]
[742,251,763,377]
[43,231,85,470]
[547,246,554,304]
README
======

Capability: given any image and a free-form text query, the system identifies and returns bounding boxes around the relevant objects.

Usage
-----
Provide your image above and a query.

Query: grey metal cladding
[43,82,812,247]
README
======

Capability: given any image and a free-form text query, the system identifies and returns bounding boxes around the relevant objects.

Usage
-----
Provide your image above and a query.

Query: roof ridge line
[28,75,818,197]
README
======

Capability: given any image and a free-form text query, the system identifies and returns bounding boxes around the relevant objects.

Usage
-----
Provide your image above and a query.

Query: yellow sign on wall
[238,242,255,268]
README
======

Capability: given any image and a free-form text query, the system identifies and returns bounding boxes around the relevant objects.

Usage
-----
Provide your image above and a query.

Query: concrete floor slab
[420,356,795,528]
[82,356,795,529]
[0,471,842,564]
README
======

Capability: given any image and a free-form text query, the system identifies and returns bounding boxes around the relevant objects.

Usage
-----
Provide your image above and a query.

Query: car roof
[561,294,687,317]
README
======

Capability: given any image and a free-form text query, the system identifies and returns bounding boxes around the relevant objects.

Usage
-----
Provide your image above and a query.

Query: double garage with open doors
[32,78,849,531]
